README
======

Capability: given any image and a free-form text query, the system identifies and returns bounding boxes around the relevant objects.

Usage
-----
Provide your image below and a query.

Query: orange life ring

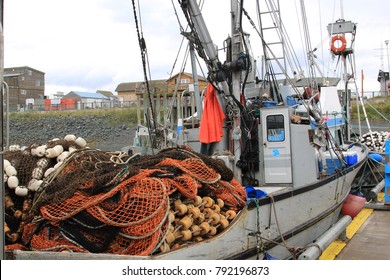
[331,35,347,53]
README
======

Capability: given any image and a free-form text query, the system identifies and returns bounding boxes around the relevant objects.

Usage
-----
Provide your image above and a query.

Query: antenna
[374,41,390,71]
[385,40,389,73]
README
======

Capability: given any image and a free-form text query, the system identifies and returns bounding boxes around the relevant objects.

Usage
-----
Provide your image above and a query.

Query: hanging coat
[198,83,226,144]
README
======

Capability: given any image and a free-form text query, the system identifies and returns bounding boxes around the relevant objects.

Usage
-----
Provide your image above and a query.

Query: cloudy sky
[3,0,390,97]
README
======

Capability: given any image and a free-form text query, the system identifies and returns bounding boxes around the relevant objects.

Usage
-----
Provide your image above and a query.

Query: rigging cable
[131,0,158,148]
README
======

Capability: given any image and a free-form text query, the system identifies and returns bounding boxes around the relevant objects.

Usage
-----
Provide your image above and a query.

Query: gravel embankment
[5,114,136,152]
[4,115,388,152]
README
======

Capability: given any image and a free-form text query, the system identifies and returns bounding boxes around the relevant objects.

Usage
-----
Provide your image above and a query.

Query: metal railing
[3,101,140,112]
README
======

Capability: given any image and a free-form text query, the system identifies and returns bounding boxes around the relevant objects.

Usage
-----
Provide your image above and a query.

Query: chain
[131,0,157,147]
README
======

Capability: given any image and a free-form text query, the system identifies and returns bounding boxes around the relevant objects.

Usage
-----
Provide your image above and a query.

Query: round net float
[203,208,214,218]
[190,225,201,236]
[171,243,181,250]
[211,204,221,213]
[15,186,29,197]
[44,167,55,178]
[193,196,202,206]
[53,161,63,170]
[27,179,43,192]
[175,203,188,216]
[199,222,210,235]
[53,145,64,155]
[186,204,194,209]
[64,134,77,142]
[75,137,87,148]
[4,159,11,169]
[216,198,224,208]
[35,145,46,157]
[178,216,193,230]
[225,210,237,220]
[7,175,19,189]
[168,210,175,222]
[57,151,70,163]
[45,148,59,158]
[183,195,202,207]
[174,230,183,240]
[180,229,192,241]
[188,206,201,218]
[207,212,221,226]
[218,218,229,230]
[194,236,203,242]
[5,165,17,177]
[68,146,78,154]
[202,196,214,208]
[195,213,205,224]
[173,199,182,208]
[207,226,217,236]
[160,243,170,253]
[165,231,176,244]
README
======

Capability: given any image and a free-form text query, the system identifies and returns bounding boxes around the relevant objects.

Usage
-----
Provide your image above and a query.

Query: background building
[3,66,45,110]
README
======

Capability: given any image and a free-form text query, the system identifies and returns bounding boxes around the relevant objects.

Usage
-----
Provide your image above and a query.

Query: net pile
[4,141,247,256]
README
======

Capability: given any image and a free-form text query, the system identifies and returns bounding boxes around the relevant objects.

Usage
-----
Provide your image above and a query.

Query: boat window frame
[266,114,285,142]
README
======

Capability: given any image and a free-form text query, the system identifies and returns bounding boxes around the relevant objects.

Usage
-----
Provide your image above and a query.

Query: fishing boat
[125,0,369,260]
[2,0,369,260]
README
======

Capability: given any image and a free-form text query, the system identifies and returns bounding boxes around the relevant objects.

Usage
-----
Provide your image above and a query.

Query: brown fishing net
[5,145,247,256]
[33,149,131,209]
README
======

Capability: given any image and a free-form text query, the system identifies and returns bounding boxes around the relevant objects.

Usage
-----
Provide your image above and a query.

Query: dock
[320,194,390,260]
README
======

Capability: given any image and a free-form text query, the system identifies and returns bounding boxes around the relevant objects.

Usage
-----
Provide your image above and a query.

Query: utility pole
[1,0,5,261]
[385,40,389,98]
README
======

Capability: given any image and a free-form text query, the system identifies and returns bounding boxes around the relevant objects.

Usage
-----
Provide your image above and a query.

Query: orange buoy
[341,193,366,218]
[331,35,347,53]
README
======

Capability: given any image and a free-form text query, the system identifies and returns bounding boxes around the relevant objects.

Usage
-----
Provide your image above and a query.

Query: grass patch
[350,97,390,122]
[6,108,139,126]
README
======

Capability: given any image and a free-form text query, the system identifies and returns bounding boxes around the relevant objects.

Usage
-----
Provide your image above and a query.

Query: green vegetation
[7,108,139,126]
[350,96,390,122]
[6,97,389,125]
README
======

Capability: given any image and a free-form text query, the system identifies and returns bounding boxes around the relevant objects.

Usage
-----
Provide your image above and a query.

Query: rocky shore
[5,114,136,152]
[4,114,389,153]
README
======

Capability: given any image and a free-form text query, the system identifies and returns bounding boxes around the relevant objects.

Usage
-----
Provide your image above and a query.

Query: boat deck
[320,206,390,260]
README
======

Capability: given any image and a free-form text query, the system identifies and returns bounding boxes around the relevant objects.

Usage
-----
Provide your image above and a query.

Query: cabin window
[266,114,285,142]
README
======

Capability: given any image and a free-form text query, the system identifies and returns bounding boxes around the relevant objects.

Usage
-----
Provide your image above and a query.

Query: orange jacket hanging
[198,83,226,144]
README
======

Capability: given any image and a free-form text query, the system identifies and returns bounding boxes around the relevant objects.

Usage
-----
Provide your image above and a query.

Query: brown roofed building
[166,72,207,94]
[115,79,167,104]
[115,72,208,103]
[3,66,45,110]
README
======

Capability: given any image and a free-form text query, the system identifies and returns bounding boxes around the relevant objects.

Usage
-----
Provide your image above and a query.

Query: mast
[327,18,357,141]
[1,0,5,260]
[180,0,246,179]
[189,43,202,119]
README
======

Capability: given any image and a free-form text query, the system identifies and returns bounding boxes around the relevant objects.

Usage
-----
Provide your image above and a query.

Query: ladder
[257,0,289,81]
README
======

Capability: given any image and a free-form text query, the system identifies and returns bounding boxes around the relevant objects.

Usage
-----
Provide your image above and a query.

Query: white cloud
[3,0,390,95]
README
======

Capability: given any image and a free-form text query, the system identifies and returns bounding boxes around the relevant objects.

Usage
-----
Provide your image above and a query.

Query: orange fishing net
[5,146,247,256]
